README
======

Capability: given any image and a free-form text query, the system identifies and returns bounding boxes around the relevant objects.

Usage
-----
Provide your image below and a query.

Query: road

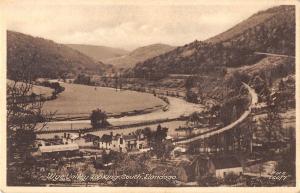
[254,52,295,58]
[175,83,258,145]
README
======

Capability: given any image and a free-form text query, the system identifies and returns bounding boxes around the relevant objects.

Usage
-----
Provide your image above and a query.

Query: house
[62,132,99,147]
[123,134,137,151]
[191,156,243,179]
[210,156,243,178]
[77,134,100,147]
[38,143,80,157]
[99,133,126,152]
[98,132,148,153]
[62,133,79,144]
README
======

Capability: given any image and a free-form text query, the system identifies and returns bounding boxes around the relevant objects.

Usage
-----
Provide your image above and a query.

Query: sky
[3,0,277,50]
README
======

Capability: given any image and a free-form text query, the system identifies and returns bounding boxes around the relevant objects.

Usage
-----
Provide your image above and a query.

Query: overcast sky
[4,0,276,50]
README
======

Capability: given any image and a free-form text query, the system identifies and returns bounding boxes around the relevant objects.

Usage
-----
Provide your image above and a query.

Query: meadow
[7,79,54,97]
[42,83,165,118]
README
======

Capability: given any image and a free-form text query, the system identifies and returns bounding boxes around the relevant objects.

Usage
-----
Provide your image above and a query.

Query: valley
[5,4,296,187]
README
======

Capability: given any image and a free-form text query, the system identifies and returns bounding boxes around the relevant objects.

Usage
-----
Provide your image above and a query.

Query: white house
[98,132,148,153]
[62,133,99,147]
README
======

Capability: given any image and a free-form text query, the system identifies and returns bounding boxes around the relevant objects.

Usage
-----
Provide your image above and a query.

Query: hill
[104,43,175,69]
[132,5,295,79]
[65,44,129,62]
[7,31,107,80]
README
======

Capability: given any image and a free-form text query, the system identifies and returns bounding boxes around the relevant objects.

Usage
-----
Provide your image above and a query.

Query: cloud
[4,1,275,50]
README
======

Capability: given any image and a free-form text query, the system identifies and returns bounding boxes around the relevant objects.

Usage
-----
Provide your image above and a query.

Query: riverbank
[37,96,203,132]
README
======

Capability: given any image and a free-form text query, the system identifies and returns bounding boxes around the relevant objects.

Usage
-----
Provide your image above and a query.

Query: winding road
[175,83,258,145]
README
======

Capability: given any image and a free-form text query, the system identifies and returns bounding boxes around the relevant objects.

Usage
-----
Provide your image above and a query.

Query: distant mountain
[7,31,107,80]
[104,43,175,69]
[132,5,295,79]
[65,44,129,62]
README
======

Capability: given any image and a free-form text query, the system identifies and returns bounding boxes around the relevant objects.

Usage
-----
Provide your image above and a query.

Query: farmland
[7,79,54,97]
[42,83,166,119]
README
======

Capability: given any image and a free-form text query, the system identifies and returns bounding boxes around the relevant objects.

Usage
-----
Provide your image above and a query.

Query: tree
[259,91,283,143]
[231,105,238,122]
[228,71,250,89]
[151,125,171,160]
[276,128,295,178]
[90,108,109,128]
[184,76,195,90]
[210,104,221,117]
[74,74,92,85]
[187,112,201,127]
[142,127,153,147]
[186,90,198,103]
[220,96,249,125]
[114,75,119,91]
[7,50,54,185]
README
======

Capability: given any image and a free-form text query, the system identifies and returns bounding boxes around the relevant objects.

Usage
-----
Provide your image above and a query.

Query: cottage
[98,132,148,153]
[99,133,114,150]
[62,133,79,144]
[62,132,99,147]
[191,156,243,179]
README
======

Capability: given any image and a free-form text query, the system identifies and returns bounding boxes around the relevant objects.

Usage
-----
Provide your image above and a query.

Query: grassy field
[7,79,54,97]
[43,83,165,118]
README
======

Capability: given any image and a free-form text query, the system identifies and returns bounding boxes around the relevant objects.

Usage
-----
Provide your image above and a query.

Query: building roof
[39,143,79,153]
[69,133,79,140]
[211,156,242,169]
[123,134,136,141]
[100,134,113,143]
[82,134,100,141]
[112,134,121,140]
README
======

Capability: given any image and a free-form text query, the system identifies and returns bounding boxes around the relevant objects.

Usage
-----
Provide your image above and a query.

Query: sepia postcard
[0,0,299,192]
